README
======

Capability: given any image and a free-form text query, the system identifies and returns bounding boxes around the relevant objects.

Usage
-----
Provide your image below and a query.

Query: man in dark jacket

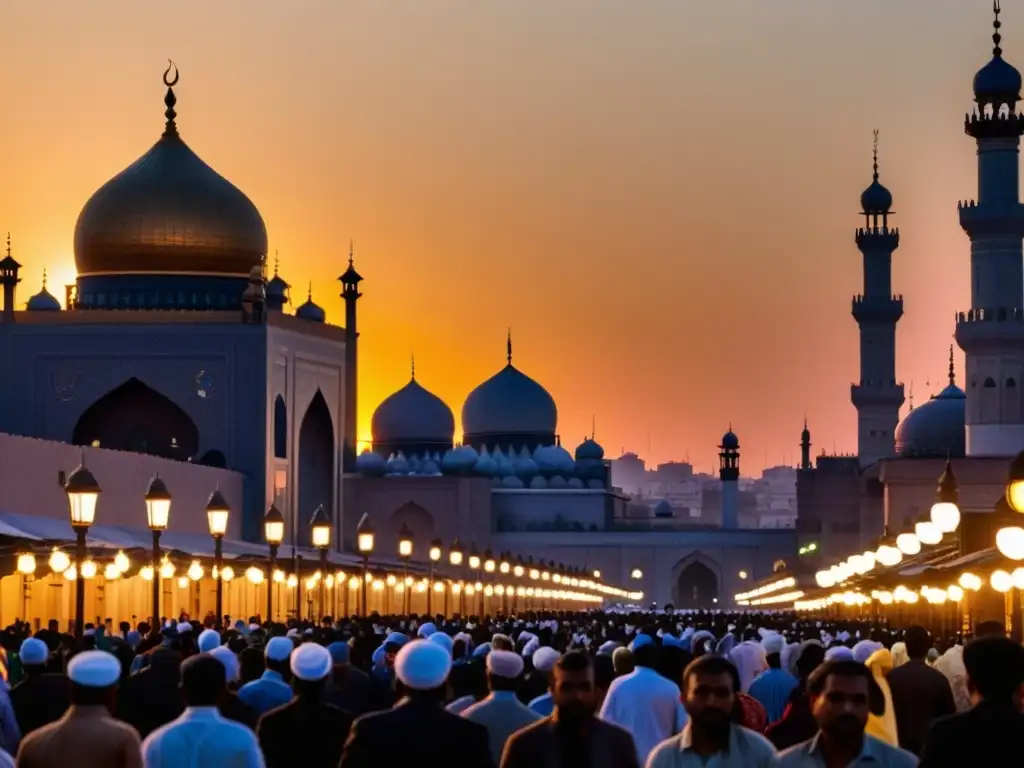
[886,625,956,755]
[919,636,1024,767]
[324,642,376,715]
[114,647,183,738]
[258,643,353,768]
[9,638,69,737]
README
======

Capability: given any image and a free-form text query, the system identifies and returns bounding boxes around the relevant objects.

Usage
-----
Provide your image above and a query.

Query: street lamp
[450,539,464,614]
[206,490,230,626]
[264,504,285,621]
[145,476,171,626]
[356,513,374,616]
[1007,450,1024,513]
[398,523,413,614]
[930,459,961,534]
[65,460,101,642]
[914,510,943,547]
[311,505,332,620]
[428,537,442,616]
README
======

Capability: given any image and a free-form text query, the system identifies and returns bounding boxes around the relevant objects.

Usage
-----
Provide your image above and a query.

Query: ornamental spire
[949,344,956,386]
[872,129,880,182]
[994,0,1004,58]
[506,328,512,365]
[162,60,179,137]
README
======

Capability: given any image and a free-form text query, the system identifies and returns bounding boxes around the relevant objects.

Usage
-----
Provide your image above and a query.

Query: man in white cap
[526,646,562,716]
[238,636,294,716]
[18,650,142,768]
[463,649,540,765]
[748,631,798,723]
[9,637,68,738]
[258,642,355,768]
[142,654,262,767]
[340,639,494,768]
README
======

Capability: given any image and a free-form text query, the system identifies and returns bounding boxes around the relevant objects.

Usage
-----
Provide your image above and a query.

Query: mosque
[0,62,795,614]
[795,1,1024,577]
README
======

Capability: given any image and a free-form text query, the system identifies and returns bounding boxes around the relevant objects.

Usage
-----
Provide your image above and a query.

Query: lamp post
[65,460,101,642]
[144,476,171,627]
[206,490,230,627]
[311,505,332,620]
[482,548,495,616]
[449,539,464,615]
[930,459,962,540]
[398,523,413,615]
[264,504,285,622]
[428,538,442,617]
[499,553,511,613]
[356,513,374,616]
[513,556,525,613]
[468,545,481,616]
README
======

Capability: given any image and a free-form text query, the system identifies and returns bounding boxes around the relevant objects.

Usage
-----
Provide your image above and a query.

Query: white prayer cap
[291,642,333,682]
[395,639,452,691]
[428,632,454,656]
[176,622,193,635]
[20,638,48,666]
[265,636,294,662]
[852,640,883,664]
[286,629,300,638]
[762,632,785,655]
[417,622,437,638]
[521,638,539,657]
[825,645,854,662]
[208,647,239,683]
[67,650,121,688]
[487,650,524,679]
[198,629,221,653]
[597,640,620,656]
[532,646,561,673]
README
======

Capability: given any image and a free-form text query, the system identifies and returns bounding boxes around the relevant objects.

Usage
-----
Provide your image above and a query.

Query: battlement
[957,307,1024,323]
[955,309,1024,352]
[851,381,905,408]
[958,200,1024,236]
[965,110,1024,139]
[852,295,903,324]
[854,228,899,249]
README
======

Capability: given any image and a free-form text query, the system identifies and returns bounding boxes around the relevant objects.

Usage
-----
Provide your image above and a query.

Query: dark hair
[682,654,739,693]
[974,621,1006,639]
[964,636,1024,699]
[489,671,519,692]
[795,643,825,680]
[807,659,883,714]
[555,650,592,674]
[593,654,615,691]
[904,626,931,660]
[632,643,658,668]
[69,682,114,707]
[181,654,226,707]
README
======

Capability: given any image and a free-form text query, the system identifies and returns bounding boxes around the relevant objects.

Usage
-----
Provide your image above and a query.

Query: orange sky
[0,0,1007,472]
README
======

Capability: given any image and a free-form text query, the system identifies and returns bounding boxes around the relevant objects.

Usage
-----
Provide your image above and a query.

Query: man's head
[682,654,739,736]
[807,660,877,740]
[964,635,1024,704]
[181,654,226,708]
[551,650,597,722]
[486,650,524,692]
[974,621,1006,639]
[903,625,931,660]
[67,650,122,710]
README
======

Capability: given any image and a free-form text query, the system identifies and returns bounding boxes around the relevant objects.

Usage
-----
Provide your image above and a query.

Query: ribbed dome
[372,378,455,446]
[74,69,267,278]
[895,383,966,459]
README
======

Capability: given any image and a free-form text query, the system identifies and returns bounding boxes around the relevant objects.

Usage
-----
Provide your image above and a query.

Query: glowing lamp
[145,476,171,531]
[206,490,230,537]
[997,526,1024,560]
[65,461,101,527]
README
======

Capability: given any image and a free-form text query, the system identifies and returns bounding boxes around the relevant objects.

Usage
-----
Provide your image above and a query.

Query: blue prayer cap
[327,641,350,665]
[628,634,654,652]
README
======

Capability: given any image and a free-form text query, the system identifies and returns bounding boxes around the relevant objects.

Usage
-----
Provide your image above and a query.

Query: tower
[0,234,22,323]
[800,419,812,470]
[719,428,740,529]
[955,2,1024,456]
[339,241,363,472]
[851,130,904,465]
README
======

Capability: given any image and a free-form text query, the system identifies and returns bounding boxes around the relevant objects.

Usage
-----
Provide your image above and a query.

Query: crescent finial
[163,59,179,88]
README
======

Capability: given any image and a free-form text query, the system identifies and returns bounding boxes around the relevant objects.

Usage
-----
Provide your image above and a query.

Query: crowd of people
[0,609,1017,766]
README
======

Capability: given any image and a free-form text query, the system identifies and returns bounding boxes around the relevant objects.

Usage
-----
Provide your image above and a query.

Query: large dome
[372,377,455,450]
[894,383,966,459]
[461,335,557,451]
[74,66,267,280]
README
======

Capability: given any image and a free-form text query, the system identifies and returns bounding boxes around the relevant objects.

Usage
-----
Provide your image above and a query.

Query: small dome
[501,475,524,489]
[975,54,1022,103]
[895,382,966,459]
[548,475,568,489]
[514,453,539,479]
[654,499,674,518]
[420,458,441,476]
[386,452,409,475]
[860,179,893,215]
[355,450,387,477]
[567,477,584,489]
[371,378,455,447]
[473,449,497,477]
[493,448,515,477]
[529,475,547,490]
[575,438,605,461]
[26,274,61,311]
[548,443,576,474]
[720,430,739,450]
[295,287,325,323]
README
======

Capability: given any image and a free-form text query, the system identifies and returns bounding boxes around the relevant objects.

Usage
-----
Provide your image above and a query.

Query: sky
[0,0,1006,472]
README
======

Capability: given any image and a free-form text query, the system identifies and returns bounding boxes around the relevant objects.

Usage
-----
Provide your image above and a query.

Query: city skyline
[0,0,1000,468]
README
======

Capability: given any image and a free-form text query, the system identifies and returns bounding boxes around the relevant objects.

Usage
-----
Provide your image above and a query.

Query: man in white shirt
[646,654,777,768]
[600,635,687,765]
[142,653,265,768]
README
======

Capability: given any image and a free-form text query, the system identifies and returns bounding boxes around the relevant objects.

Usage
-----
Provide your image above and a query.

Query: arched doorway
[297,390,335,547]
[72,378,199,460]
[676,561,719,610]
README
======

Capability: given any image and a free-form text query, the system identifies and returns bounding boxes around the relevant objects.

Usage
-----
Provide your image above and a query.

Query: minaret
[0,234,23,323]
[851,130,904,466]
[339,240,363,472]
[956,1,1024,456]
[719,428,740,529]
[800,419,812,470]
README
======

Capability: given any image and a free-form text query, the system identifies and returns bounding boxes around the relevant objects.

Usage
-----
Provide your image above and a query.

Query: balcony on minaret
[854,226,899,249]
[957,199,1024,237]
[851,294,903,324]
[965,109,1024,139]
[850,380,905,409]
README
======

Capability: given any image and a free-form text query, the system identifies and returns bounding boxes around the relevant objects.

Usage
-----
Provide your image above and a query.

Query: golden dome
[73,64,267,278]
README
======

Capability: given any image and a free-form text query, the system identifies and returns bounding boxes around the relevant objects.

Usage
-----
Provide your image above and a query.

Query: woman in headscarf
[864,647,899,746]
[727,640,769,732]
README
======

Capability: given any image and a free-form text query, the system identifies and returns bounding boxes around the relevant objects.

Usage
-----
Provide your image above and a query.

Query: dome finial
[506,327,513,365]
[872,129,880,182]
[349,239,354,268]
[949,344,956,386]
[162,59,179,137]
[42,268,47,289]
[307,281,312,302]
[591,414,596,440]
[411,352,416,381]
[994,0,1004,58]
[273,249,279,277]
[5,233,10,258]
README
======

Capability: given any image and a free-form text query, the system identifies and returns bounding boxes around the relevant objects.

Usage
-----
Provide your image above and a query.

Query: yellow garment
[865,648,898,746]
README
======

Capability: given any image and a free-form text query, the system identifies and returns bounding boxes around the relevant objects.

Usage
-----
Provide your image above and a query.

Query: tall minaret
[800,419,812,470]
[719,428,740,529]
[339,241,363,472]
[851,130,904,466]
[955,1,1024,456]
[0,234,21,323]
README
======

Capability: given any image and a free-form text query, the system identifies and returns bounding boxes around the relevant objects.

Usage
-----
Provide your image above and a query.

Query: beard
[557,701,593,726]
[827,714,863,739]
[693,708,732,740]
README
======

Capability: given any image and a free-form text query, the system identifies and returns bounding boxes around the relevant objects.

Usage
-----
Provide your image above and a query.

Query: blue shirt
[748,667,799,724]
[237,670,292,716]
[778,733,917,767]
[646,723,778,768]
[0,687,19,755]
[528,692,554,716]
[142,706,264,768]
